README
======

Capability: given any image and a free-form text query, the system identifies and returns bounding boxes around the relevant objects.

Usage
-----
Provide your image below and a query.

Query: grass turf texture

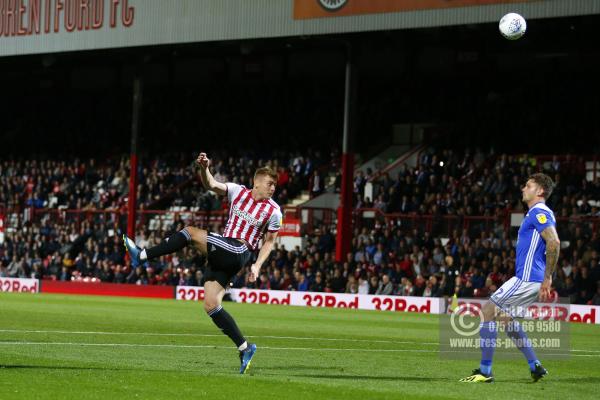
[1,292,599,399]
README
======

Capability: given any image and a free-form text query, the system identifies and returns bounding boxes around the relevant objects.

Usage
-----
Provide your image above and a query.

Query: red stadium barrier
[41,280,174,299]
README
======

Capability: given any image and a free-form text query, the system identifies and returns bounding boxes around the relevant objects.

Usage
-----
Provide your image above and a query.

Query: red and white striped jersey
[222,182,282,250]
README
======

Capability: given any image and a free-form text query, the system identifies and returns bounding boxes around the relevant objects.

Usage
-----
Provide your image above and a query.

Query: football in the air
[499,13,527,40]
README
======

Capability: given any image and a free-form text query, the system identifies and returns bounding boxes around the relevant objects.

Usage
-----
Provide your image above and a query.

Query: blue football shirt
[515,202,556,282]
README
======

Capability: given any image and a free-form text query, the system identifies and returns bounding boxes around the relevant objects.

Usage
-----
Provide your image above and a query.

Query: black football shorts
[204,232,252,288]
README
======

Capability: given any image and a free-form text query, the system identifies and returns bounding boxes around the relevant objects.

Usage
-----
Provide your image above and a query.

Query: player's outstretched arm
[248,231,278,283]
[540,225,560,301]
[196,152,227,196]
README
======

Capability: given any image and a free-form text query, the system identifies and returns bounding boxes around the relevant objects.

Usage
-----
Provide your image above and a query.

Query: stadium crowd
[0,149,334,212]
[356,149,600,219]
[1,149,600,306]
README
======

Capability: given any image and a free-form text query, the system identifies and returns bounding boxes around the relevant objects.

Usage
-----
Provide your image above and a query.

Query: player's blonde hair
[254,166,278,182]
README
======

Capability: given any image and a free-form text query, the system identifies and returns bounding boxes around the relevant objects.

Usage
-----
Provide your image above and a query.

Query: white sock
[140,249,147,260]
[238,341,248,351]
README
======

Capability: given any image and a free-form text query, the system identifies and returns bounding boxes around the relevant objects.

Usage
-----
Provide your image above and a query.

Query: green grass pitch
[1,292,599,399]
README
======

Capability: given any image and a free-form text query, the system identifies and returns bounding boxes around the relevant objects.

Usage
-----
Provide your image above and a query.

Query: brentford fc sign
[0,0,134,37]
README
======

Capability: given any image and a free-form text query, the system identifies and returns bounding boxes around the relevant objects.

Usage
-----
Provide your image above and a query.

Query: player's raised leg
[123,226,206,265]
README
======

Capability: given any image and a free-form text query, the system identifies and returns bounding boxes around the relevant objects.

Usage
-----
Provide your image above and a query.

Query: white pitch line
[571,349,600,353]
[0,341,441,353]
[0,329,439,346]
[1,329,598,355]
[0,329,223,338]
[0,341,598,357]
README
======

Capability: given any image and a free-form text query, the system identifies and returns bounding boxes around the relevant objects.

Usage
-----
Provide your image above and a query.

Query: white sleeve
[267,208,283,232]
[226,182,243,203]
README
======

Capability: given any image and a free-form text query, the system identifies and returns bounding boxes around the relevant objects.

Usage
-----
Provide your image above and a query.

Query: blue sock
[506,320,539,371]
[479,321,497,375]
[528,360,540,371]
[480,360,493,376]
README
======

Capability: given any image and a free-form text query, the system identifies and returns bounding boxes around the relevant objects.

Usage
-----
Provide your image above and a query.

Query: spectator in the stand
[459,280,475,298]
[296,272,309,291]
[367,275,378,294]
[317,227,335,254]
[399,279,414,296]
[396,253,413,279]
[413,275,426,296]
[269,269,283,290]
[354,170,366,199]
[372,243,386,266]
[470,268,485,289]
[281,271,295,291]
[591,285,600,306]
[423,276,442,297]
[7,256,20,277]
[309,170,324,198]
[398,195,414,213]
[346,276,358,294]
[59,265,71,281]
[258,273,270,290]
[357,275,369,294]
[127,266,146,285]
[99,261,114,282]
[277,167,289,188]
[330,268,346,293]
[113,265,126,283]
[374,195,387,213]
[310,272,325,292]
[375,274,393,295]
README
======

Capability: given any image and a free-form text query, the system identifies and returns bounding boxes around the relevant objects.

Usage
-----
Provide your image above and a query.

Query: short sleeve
[267,208,283,232]
[226,182,244,203]
[532,209,555,234]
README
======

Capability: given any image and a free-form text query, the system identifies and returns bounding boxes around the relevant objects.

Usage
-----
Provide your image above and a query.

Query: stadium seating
[1,150,599,306]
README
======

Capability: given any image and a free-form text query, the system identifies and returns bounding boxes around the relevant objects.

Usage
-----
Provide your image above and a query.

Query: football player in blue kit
[461,173,560,383]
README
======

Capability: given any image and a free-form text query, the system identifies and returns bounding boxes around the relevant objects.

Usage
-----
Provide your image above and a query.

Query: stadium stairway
[294,143,427,209]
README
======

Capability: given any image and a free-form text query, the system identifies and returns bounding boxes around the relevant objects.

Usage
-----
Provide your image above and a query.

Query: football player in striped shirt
[461,173,559,383]
[124,152,282,374]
